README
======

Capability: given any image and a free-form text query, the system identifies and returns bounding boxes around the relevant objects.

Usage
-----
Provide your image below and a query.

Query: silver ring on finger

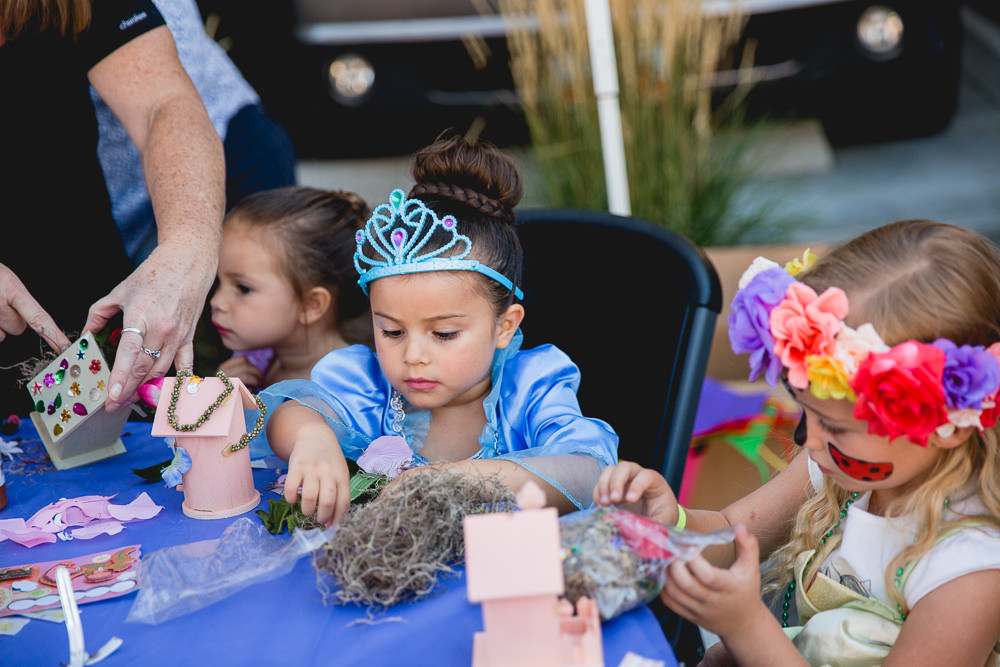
[121,327,145,339]
[141,347,162,360]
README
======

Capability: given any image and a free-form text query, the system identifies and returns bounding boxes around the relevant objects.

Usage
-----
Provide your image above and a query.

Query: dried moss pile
[313,468,515,611]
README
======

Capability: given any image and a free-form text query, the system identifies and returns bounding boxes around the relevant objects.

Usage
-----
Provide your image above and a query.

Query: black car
[200,0,963,157]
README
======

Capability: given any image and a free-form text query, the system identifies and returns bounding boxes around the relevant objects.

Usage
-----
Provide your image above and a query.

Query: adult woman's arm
[85,24,225,410]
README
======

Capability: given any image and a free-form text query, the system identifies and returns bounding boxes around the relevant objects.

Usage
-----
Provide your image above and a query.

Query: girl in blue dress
[254,135,618,526]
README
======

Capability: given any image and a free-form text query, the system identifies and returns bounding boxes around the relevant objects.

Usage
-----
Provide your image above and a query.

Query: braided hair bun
[406,133,525,313]
[408,134,523,225]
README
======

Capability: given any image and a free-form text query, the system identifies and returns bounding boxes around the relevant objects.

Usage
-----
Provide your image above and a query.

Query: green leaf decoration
[349,472,384,501]
[256,497,303,535]
[255,468,391,535]
[130,458,173,483]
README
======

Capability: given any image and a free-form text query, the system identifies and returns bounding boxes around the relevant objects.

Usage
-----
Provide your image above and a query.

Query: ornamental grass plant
[500,0,796,246]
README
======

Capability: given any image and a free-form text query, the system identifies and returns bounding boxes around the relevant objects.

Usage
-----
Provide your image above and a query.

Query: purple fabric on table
[693,378,769,438]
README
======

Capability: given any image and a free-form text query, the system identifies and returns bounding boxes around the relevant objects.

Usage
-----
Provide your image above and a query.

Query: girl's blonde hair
[1,0,91,40]
[764,219,1000,614]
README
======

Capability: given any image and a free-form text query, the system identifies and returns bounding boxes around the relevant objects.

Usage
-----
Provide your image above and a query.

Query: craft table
[0,420,678,666]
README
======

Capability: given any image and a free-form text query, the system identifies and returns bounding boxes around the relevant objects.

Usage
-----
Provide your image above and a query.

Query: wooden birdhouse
[464,481,604,667]
[151,373,261,520]
[26,331,130,469]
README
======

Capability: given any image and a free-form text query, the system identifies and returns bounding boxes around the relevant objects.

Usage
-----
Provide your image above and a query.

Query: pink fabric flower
[851,341,948,446]
[137,377,164,410]
[770,283,849,389]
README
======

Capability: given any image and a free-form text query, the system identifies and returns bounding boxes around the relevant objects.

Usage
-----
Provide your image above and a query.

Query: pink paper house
[151,375,260,520]
[464,482,604,667]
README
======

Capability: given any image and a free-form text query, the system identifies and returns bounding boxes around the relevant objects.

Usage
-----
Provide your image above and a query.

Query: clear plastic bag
[126,517,335,625]
[560,507,735,620]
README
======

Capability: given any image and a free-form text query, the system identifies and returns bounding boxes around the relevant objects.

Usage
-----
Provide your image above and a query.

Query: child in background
[595,220,1000,666]
[210,186,372,391]
[255,134,618,526]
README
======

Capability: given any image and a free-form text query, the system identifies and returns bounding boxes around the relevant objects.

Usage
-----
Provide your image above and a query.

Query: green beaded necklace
[781,493,953,627]
[166,370,267,455]
[781,491,860,627]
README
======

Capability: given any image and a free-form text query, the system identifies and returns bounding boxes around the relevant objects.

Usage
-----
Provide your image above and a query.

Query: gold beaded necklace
[166,370,267,455]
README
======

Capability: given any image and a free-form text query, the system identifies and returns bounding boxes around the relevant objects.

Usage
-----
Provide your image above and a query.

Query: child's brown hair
[225,186,372,344]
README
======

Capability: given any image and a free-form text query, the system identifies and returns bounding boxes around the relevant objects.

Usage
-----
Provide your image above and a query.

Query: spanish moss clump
[18,352,58,388]
[313,468,516,611]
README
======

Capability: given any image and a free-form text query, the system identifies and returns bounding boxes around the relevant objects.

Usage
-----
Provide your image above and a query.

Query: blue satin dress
[251,331,618,509]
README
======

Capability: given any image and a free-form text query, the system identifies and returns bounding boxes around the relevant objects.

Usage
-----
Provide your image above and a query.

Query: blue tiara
[354,188,523,300]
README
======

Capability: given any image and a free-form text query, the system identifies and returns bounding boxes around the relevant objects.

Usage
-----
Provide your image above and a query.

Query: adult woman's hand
[0,263,71,353]
[85,24,225,411]
[86,239,218,411]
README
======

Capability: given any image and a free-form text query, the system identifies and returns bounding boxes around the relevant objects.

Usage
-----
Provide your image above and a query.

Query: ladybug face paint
[828,442,894,482]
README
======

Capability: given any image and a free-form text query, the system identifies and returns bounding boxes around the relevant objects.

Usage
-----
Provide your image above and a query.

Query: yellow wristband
[675,505,687,531]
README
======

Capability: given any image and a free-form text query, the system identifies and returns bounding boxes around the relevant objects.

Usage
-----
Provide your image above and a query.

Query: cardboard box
[679,243,827,510]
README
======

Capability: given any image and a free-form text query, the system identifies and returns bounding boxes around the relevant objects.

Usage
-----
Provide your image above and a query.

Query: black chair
[516,209,721,666]
[515,208,722,492]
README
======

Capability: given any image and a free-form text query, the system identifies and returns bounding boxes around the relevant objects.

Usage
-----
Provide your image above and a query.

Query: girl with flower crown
[595,219,1000,666]
[250,135,618,526]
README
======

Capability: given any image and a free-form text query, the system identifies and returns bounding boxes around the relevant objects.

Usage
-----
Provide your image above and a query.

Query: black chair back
[515,209,722,492]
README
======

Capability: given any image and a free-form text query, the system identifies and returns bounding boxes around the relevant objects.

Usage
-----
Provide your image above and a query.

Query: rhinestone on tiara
[354,188,523,299]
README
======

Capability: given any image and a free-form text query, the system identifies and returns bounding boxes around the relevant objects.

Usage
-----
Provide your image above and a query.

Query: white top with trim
[806,456,1000,609]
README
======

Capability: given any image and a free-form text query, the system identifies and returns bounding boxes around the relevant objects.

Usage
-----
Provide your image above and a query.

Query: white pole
[584,0,631,216]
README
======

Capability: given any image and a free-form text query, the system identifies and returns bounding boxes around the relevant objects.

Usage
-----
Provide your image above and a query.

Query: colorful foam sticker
[25,332,111,441]
[0,545,141,618]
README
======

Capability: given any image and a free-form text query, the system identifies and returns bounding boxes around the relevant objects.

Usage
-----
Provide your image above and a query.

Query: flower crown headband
[354,188,523,299]
[728,251,1000,446]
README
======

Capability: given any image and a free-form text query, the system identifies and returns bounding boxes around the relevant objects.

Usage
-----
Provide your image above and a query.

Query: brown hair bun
[409,133,522,224]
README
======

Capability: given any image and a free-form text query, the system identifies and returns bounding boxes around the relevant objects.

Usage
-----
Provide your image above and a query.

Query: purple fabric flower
[728,267,795,385]
[933,339,1000,410]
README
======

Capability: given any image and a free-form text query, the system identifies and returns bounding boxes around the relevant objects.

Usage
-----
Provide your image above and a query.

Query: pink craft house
[151,375,260,520]
[463,482,604,667]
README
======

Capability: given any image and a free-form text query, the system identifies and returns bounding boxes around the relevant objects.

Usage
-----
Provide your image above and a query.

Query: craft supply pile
[0,361,720,665]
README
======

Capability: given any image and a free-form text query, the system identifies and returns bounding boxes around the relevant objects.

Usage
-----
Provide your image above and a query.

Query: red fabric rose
[850,340,948,446]
[110,328,123,348]
[978,343,1000,429]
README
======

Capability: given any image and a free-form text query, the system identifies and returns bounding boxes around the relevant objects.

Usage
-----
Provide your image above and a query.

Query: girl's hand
[283,436,351,526]
[660,524,767,638]
[218,355,263,391]
[592,461,680,525]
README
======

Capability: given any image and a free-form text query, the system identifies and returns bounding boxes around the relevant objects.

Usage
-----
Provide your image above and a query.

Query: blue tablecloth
[0,420,678,666]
